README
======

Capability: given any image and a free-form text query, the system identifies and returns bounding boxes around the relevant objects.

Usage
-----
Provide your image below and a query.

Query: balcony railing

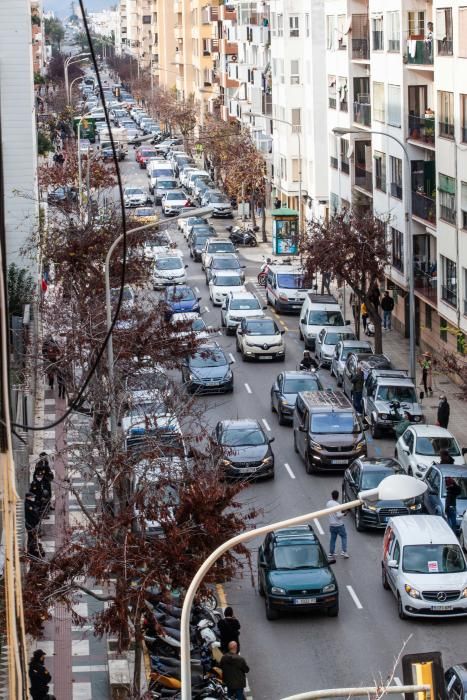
[412,191,436,224]
[406,39,433,65]
[439,121,454,139]
[330,156,338,169]
[408,114,435,145]
[341,161,350,174]
[355,165,373,193]
[441,285,457,307]
[353,101,371,126]
[414,265,437,301]
[440,204,456,225]
[390,182,402,199]
[388,38,400,52]
[340,99,348,113]
[328,97,336,109]
[437,38,453,56]
[352,38,369,60]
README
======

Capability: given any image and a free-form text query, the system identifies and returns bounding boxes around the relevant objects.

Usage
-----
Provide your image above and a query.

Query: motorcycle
[225,225,258,247]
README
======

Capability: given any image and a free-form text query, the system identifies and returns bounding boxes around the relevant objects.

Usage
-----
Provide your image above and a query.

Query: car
[314,327,357,367]
[153,177,180,203]
[196,182,217,204]
[47,186,78,206]
[205,254,245,283]
[181,342,233,394]
[144,231,174,259]
[257,525,339,620]
[189,227,218,261]
[124,366,170,404]
[209,273,246,306]
[342,352,392,400]
[363,369,424,438]
[136,146,159,168]
[163,285,201,317]
[110,285,136,330]
[152,254,187,288]
[422,464,467,533]
[123,186,149,207]
[236,317,285,362]
[330,340,373,386]
[299,293,345,348]
[445,664,467,700]
[221,292,265,334]
[270,370,323,425]
[129,207,159,226]
[214,418,275,480]
[201,238,237,271]
[342,458,422,531]
[171,313,210,340]
[201,190,233,217]
[395,425,466,479]
[180,215,209,237]
[162,190,190,216]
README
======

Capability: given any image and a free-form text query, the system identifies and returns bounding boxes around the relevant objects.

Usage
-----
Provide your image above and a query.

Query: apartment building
[325,0,467,357]
[31,0,46,76]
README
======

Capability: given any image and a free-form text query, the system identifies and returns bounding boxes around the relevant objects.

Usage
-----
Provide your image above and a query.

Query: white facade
[88,9,118,38]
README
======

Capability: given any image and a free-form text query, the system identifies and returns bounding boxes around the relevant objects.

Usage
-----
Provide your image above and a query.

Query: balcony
[437,38,453,56]
[353,101,371,127]
[408,114,435,146]
[414,265,437,302]
[412,191,436,224]
[372,31,384,51]
[352,38,369,60]
[330,156,338,169]
[328,97,336,109]
[441,285,457,307]
[390,182,402,199]
[220,39,238,55]
[341,161,350,175]
[355,166,373,193]
[219,5,236,21]
[406,39,433,66]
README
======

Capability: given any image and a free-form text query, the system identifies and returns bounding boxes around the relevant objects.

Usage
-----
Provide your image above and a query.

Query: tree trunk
[368,308,383,353]
[250,196,256,227]
[133,616,142,698]
[261,206,267,243]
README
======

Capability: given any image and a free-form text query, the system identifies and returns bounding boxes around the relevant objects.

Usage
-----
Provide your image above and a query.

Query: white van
[148,162,175,193]
[382,515,467,619]
[265,264,313,314]
[299,293,347,350]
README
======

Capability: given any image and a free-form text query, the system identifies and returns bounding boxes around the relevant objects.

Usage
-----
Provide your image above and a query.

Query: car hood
[321,342,338,356]
[190,364,229,380]
[367,498,420,509]
[374,400,423,415]
[166,198,189,206]
[154,267,185,278]
[212,284,246,296]
[415,454,466,468]
[267,567,334,591]
[245,333,282,345]
[169,299,198,312]
[403,571,467,588]
[281,392,299,404]
[311,432,363,447]
[224,444,269,463]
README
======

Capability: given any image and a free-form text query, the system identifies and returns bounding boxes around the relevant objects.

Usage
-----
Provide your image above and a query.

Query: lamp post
[179,474,427,700]
[64,53,90,105]
[76,113,93,222]
[68,75,83,104]
[333,127,416,382]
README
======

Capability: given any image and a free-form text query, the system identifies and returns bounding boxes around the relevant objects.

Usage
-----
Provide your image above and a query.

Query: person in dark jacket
[220,641,250,700]
[30,472,51,519]
[381,291,395,330]
[218,606,241,653]
[350,365,365,413]
[29,649,52,700]
[439,448,455,465]
[34,453,54,483]
[437,395,450,429]
[445,477,462,530]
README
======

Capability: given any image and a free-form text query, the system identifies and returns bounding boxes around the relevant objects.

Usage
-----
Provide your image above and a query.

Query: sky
[46,1,112,18]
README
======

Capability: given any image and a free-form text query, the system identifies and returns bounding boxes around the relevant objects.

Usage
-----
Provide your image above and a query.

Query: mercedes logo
[302,590,307,595]
[436,591,447,602]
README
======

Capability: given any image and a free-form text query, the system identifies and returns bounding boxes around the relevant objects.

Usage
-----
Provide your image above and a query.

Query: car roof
[244,316,275,324]
[431,464,467,477]
[273,525,318,543]
[229,291,256,299]
[376,378,414,387]
[282,370,320,379]
[358,354,392,366]
[207,237,231,243]
[323,326,355,335]
[389,515,460,544]
[340,340,373,348]
[219,418,261,430]
[409,425,456,438]
[357,458,401,472]
[212,253,239,262]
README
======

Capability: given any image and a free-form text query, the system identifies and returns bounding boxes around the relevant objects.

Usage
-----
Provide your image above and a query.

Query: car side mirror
[345,320,351,325]
[269,437,275,443]
[387,559,398,569]
[258,558,267,568]
[197,297,202,302]
[300,317,306,324]
[299,425,307,432]
[237,330,243,335]
[280,330,285,335]
[419,390,425,401]
[263,305,267,310]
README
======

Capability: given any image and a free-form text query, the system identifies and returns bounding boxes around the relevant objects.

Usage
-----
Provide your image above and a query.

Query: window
[305,13,310,38]
[290,60,300,85]
[440,318,448,342]
[373,82,385,122]
[388,84,401,127]
[387,11,400,51]
[277,13,283,37]
[279,58,284,84]
[425,303,432,330]
[326,15,337,50]
[441,255,457,307]
[439,174,456,224]
[390,156,403,199]
[408,11,425,36]
[460,8,467,57]
[464,268,467,316]
[289,15,299,37]
[438,91,454,138]
[337,14,347,49]
[330,134,338,169]
[328,75,336,109]
[338,77,348,112]
[292,158,300,182]
[291,108,301,129]
[462,94,467,142]
[391,227,404,272]
[462,182,467,229]
[271,12,276,36]
[436,7,453,55]
[340,138,350,174]
[372,15,384,51]
[330,192,339,216]
[374,151,386,192]
[280,156,287,179]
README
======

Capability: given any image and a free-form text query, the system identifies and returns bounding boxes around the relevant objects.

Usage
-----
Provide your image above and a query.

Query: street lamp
[76,113,93,221]
[179,474,427,700]
[333,126,416,382]
[64,53,90,105]
[68,75,83,104]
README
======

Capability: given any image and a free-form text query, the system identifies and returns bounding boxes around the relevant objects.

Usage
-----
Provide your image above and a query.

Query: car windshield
[376,385,417,402]
[192,318,206,331]
[341,346,372,360]
[220,427,266,446]
[416,437,461,457]
[441,477,467,498]
[158,180,177,188]
[187,218,206,227]
[155,258,183,270]
[311,412,358,434]
[167,192,186,200]
[402,544,466,574]
[209,243,234,253]
[214,276,243,287]
[214,259,239,269]
[209,194,229,203]
[273,543,326,569]
[324,332,355,345]
[147,233,170,247]
[126,188,144,195]
[276,274,307,289]
[361,470,392,490]
[245,320,278,335]
[283,377,321,393]
[126,400,167,418]
[230,299,260,310]
[194,235,211,246]
[190,349,227,368]
[141,150,157,157]
[127,430,185,457]
[167,287,195,301]
[308,310,345,325]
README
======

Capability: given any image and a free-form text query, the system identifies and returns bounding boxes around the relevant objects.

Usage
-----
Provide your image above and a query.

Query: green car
[257,525,339,620]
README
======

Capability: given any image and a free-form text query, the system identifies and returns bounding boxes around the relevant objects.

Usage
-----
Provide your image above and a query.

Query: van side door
[386,537,400,592]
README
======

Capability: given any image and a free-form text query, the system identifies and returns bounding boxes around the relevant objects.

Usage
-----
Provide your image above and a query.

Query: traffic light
[402,652,446,700]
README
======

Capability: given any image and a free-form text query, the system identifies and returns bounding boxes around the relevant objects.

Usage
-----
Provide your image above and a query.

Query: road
[118,151,460,700]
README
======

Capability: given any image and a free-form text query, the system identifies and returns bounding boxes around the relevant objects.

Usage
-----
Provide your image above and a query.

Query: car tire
[265,598,279,621]
[241,348,248,362]
[278,354,285,362]
[278,408,286,426]
[336,376,343,387]
[235,338,241,352]
[270,396,276,413]
[327,602,339,617]
[258,577,265,597]
[305,450,315,475]
[394,448,398,458]
[382,565,390,590]
[293,431,299,453]
[398,594,407,620]
[355,508,365,532]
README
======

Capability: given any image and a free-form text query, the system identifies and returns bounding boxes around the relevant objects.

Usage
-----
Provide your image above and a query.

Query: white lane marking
[204,306,210,313]
[261,418,271,432]
[195,287,200,293]
[313,518,324,536]
[228,353,236,363]
[244,383,252,394]
[218,331,223,336]
[394,678,402,686]
[346,585,363,610]
[284,463,296,479]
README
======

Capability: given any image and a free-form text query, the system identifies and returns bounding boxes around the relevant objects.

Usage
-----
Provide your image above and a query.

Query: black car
[342,458,422,531]
[271,370,323,425]
[189,227,218,261]
[214,418,274,479]
[181,343,233,394]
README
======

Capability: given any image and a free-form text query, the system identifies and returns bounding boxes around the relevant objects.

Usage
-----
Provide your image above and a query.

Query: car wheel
[355,508,365,532]
[398,594,407,620]
[278,354,285,362]
[258,576,265,597]
[266,293,271,306]
[382,565,390,590]
[299,326,303,340]
[235,338,241,352]
[265,597,279,621]
[371,420,381,439]
[305,450,315,475]
[327,602,339,617]
[394,448,398,458]
[278,408,286,426]
[293,431,299,453]
[270,396,276,413]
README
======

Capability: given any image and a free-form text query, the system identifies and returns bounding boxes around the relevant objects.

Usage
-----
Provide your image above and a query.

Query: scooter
[225,225,258,247]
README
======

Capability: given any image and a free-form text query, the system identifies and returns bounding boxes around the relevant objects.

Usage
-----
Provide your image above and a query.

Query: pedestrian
[381,291,395,330]
[274,196,281,209]
[419,352,433,395]
[57,369,66,400]
[25,493,43,559]
[218,606,241,654]
[47,366,55,391]
[350,363,365,414]
[439,448,455,465]
[34,452,54,484]
[437,395,450,429]
[219,641,250,700]
[28,649,52,700]
[322,272,331,295]
[445,477,461,531]
[30,472,51,520]
[327,490,348,560]
[361,302,368,332]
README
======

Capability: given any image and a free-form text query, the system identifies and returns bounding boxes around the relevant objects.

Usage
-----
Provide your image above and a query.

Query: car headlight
[278,294,289,302]
[380,413,389,420]
[223,370,233,381]
[322,583,336,593]
[416,464,427,473]
[362,503,377,512]
[308,439,322,451]
[262,456,273,466]
[280,399,289,406]
[405,584,421,599]
[220,459,232,467]
[413,416,422,422]
[270,586,286,595]
[355,439,366,450]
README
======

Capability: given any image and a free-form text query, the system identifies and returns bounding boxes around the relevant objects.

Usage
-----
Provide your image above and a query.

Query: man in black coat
[29,649,52,700]
[220,641,250,700]
[437,395,450,429]
[381,291,395,330]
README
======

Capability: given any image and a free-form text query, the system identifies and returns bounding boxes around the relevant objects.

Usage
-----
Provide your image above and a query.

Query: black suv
[181,343,233,394]
[189,226,217,261]
[214,418,275,479]
[257,525,339,620]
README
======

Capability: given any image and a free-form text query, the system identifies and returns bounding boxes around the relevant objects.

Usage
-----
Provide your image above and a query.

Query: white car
[221,291,265,335]
[201,238,237,271]
[124,186,148,208]
[314,327,357,366]
[162,190,190,216]
[125,366,170,404]
[152,254,187,288]
[144,231,174,259]
[179,215,207,237]
[236,316,285,361]
[209,273,246,306]
[395,425,466,479]
[171,312,210,340]
[330,339,373,386]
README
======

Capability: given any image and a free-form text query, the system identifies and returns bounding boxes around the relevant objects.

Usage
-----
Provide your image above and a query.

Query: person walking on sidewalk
[218,606,241,654]
[327,490,349,560]
[29,649,52,700]
[419,352,433,395]
[25,492,42,557]
[57,368,66,400]
[47,365,55,391]
[437,395,450,429]
[381,291,394,330]
[360,302,368,332]
[350,364,364,414]
[220,641,250,700]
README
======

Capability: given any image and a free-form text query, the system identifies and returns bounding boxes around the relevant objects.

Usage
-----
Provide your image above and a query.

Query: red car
[135,147,158,168]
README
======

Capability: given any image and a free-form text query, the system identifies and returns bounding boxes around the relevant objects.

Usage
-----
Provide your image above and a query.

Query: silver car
[330,340,373,385]
[314,327,357,367]
[201,191,233,217]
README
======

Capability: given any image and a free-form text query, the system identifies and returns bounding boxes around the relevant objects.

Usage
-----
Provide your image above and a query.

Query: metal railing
[408,114,435,145]
[353,101,371,126]
[437,38,453,56]
[441,284,457,307]
[388,38,400,52]
[351,38,369,60]
[406,39,433,65]
[412,191,436,223]
[414,265,437,301]
[440,204,456,225]
[355,165,373,193]
[328,97,336,109]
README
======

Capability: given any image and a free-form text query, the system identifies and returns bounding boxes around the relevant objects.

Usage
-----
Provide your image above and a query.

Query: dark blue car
[164,285,201,317]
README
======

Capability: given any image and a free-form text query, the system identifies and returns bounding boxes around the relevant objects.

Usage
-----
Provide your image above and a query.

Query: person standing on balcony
[425,21,433,57]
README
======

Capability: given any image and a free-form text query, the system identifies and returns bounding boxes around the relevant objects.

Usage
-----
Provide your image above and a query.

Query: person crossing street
[327,490,349,561]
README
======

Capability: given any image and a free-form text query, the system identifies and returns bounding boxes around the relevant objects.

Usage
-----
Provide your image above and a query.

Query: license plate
[432,605,453,611]
[294,598,316,605]
[332,459,348,465]
[237,467,255,473]
[259,355,272,360]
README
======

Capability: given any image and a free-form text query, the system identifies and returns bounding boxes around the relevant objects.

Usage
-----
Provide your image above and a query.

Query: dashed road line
[195,286,200,293]
[204,306,210,313]
[228,353,236,363]
[284,462,296,479]
[261,418,271,432]
[244,383,252,394]
[394,677,402,686]
[313,518,325,535]
[346,585,363,610]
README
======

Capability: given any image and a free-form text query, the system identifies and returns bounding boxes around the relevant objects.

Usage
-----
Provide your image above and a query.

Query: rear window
[230,299,261,310]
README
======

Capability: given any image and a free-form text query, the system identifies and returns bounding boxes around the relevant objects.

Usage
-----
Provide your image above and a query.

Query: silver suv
[363,369,424,439]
